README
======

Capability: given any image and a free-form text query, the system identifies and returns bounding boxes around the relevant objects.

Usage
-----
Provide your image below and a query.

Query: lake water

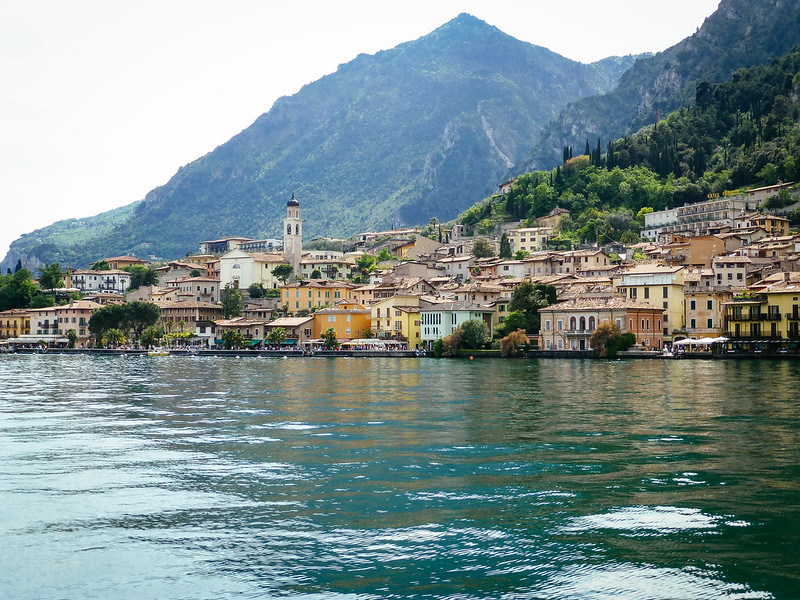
[1,355,799,599]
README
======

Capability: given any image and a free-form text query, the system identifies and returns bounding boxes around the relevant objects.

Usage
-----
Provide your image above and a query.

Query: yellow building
[369,295,421,343]
[724,272,800,345]
[615,264,685,340]
[57,300,102,345]
[0,309,31,340]
[282,280,357,314]
[312,301,371,340]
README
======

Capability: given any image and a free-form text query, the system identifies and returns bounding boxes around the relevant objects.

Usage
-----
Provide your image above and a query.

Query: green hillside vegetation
[2,203,141,273]
[459,47,800,246]
[522,0,800,170]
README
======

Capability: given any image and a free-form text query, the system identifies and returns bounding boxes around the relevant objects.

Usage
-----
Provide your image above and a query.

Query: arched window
[588,316,596,331]
[569,317,576,330]
[579,316,586,331]
[295,224,300,235]
[287,224,292,234]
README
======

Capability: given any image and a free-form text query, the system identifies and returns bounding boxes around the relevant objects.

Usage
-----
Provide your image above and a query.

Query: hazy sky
[0,0,721,263]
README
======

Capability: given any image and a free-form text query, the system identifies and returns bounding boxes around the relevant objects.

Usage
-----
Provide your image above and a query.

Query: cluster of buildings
[2,185,800,354]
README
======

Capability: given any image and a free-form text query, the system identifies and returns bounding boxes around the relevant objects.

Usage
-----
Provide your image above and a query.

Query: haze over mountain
[520,0,800,171]
[2,14,636,270]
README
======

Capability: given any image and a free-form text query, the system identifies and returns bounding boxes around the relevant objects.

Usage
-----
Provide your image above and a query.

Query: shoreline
[3,347,800,360]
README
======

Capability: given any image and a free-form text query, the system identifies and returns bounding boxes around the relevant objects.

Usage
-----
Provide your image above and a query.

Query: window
[663,286,668,298]
[690,318,696,329]
[707,300,713,310]
[545,319,551,331]
[644,288,649,299]
[707,318,713,328]
[690,300,696,310]
[570,317,577,330]
[557,319,563,331]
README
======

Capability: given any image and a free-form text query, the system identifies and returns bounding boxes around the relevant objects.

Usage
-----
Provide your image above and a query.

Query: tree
[140,326,162,348]
[124,265,158,290]
[14,259,22,274]
[247,283,267,298]
[189,269,202,278]
[496,310,528,338]
[471,237,494,258]
[354,253,377,276]
[221,329,245,349]
[310,269,322,279]
[271,263,294,285]
[90,260,111,271]
[376,247,394,263]
[38,263,64,291]
[509,281,557,334]
[501,329,529,357]
[88,303,127,346]
[267,327,287,346]
[499,233,512,259]
[221,283,243,318]
[102,328,126,348]
[322,328,339,350]
[513,250,530,261]
[0,269,37,310]
[125,301,161,341]
[460,318,489,350]
[29,293,55,308]
[441,327,463,357]
[66,329,78,349]
[589,322,619,358]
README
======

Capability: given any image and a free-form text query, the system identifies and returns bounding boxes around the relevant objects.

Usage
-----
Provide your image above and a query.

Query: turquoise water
[1,355,798,599]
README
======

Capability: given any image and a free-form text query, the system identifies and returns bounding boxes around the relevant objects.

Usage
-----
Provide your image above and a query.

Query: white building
[219,249,288,290]
[70,269,132,295]
[419,300,494,348]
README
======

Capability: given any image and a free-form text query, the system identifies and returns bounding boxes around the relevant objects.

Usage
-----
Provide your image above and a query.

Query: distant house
[539,296,665,351]
[265,316,314,347]
[104,255,147,270]
[419,300,494,348]
[69,269,132,295]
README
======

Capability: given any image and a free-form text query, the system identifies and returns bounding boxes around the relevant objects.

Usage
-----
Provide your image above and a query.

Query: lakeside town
[3,181,800,357]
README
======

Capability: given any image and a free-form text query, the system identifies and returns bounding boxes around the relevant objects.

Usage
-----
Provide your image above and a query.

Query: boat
[147,348,170,356]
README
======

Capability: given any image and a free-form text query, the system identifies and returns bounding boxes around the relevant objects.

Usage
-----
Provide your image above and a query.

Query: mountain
[519,0,800,171]
[3,14,637,271]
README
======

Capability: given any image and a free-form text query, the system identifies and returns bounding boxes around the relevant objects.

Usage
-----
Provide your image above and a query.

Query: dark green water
[1,355,798,599]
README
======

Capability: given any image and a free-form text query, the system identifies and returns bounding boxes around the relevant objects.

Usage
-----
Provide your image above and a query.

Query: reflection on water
[1,355,799,599]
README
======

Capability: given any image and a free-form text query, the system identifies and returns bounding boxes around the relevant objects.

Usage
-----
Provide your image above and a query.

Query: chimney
[784,271,791,283]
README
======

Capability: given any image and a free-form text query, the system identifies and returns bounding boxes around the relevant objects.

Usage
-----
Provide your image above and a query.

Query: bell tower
[283,193,302,277]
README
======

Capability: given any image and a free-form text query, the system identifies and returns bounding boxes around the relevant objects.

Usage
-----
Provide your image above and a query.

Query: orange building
[311,301,371,340]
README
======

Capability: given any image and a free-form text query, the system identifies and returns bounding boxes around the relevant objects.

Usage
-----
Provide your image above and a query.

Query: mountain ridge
[3,13,636,270]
